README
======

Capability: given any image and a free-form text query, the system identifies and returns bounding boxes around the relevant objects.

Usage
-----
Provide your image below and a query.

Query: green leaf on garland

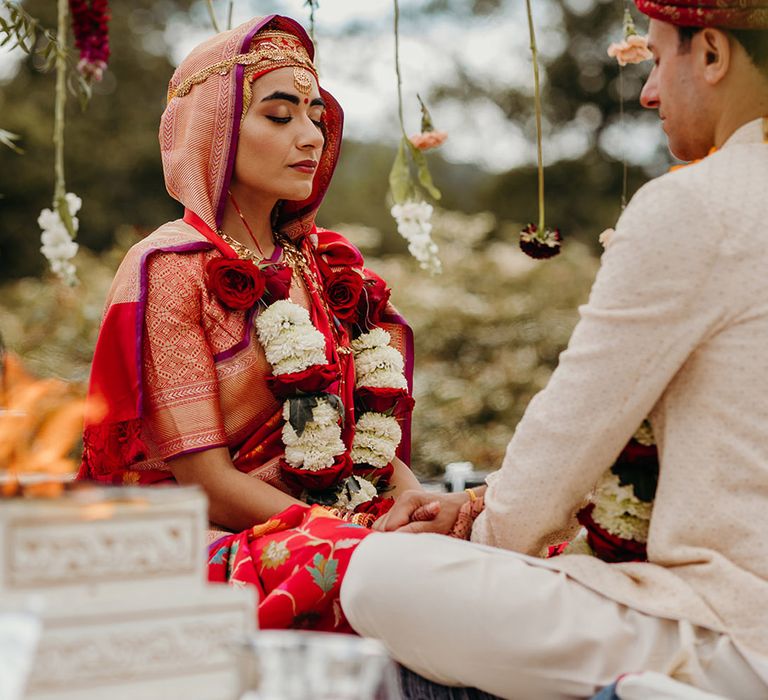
[388,137,411,205]
[288,395,318,437]
[407,140,442,201]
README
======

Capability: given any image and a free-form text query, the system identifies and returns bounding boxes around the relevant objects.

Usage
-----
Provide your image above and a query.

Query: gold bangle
[464,487,477,502]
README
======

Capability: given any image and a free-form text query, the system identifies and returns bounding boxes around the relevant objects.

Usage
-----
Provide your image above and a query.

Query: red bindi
[304,97,309,104]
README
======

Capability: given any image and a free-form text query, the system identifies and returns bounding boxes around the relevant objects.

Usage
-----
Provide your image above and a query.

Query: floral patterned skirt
[207,504,373,632]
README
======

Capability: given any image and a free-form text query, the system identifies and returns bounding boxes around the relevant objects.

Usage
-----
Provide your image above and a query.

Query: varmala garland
[207,232,413,519]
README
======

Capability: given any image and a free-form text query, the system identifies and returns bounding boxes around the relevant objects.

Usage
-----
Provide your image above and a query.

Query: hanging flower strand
[520,0,561,260]
[608,6,653,210]
[38,0,81,286]
[409,94,448,151]
[68,0,110,82]
[388,0,443,274]
[608,8,653,67]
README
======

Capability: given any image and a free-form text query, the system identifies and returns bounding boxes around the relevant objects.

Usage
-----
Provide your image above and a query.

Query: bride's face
[233,66,325,203]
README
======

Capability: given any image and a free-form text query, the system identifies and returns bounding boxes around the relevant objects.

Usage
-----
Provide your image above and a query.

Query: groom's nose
[640,68,660,110]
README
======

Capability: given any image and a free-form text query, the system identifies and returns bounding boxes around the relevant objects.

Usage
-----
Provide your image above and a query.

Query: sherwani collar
[721,116,768,149]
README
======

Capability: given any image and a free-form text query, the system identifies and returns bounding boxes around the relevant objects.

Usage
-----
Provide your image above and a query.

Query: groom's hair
[677,25,768,77]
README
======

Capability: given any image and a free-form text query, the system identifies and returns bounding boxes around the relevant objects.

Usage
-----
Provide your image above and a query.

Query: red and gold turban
[634,0,768,29]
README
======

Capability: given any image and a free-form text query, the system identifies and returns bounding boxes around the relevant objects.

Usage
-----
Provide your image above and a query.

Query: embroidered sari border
[137,240,216,417]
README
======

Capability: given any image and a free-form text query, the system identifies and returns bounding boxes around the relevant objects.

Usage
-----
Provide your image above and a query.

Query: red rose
[280,452,353,491]
[263,264,292,301]
[355,386,414,417]
[353,495,395,519]
[266,364,340,401]
[205,258,265,310]
[357,272,391,324]
[325,268,364,321]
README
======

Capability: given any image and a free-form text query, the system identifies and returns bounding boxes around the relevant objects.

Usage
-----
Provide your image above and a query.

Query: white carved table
[0,485,255,700]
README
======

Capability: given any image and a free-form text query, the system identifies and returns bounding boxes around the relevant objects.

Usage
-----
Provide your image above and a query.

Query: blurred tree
[0,0,190,279]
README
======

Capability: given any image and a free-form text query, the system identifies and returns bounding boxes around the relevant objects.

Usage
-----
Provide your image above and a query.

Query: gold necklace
[217,230,272,265]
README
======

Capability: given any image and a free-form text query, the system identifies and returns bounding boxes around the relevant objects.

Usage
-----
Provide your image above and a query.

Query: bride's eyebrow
[260,91,326,109]
[261,91,300,105]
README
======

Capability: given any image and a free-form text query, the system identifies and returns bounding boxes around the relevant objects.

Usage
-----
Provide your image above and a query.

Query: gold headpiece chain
[167,30,317,102]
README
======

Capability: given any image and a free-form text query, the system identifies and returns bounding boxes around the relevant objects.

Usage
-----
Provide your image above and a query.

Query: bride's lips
[289,160,318,174]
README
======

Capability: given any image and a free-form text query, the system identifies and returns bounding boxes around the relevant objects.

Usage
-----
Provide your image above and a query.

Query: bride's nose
[297,116,324,151]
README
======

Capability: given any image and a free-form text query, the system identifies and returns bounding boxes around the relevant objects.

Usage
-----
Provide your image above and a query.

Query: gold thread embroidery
[168,30,317,102]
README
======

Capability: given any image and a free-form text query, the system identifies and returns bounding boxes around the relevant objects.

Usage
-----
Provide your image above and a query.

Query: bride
[78,14,422,632]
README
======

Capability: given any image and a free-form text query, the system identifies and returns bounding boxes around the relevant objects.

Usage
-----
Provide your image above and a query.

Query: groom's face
[641,19,714,161]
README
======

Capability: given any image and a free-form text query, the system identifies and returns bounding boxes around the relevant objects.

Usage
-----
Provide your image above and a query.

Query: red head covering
[634,0,768,29]
[160,15,343,240]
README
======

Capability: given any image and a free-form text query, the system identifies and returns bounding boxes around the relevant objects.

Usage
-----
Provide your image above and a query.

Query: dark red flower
[355,386,414,417]
[69,0,111,80]
[325,268,364,321]
[353,495,395,519]
[263,264,292,301]
[357,272,391,325]
[519,223,562,259]
[576,503,648,563]
[266,364,339,401]
[280,452,353,492]
[205,258,265,310]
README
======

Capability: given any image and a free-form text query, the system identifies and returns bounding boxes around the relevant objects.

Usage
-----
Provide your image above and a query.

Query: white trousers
[340,533,768,700]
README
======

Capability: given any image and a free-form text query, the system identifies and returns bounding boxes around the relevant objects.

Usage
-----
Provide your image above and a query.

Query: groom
[341,2,768,698]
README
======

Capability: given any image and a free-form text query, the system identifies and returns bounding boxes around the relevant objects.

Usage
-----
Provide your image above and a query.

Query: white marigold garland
[255,299,410,513]
[256,300,346,472]
[352,327,408,390]
[350,327,408,472]
[255,300,326,375]
[334,474,378,511]
[563,421,655,557]
[281,398,346,471]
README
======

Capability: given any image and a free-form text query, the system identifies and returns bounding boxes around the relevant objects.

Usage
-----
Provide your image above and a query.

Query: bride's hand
[372,490,468,535]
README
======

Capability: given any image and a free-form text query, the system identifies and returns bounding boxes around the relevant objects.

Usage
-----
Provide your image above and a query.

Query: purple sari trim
[215,15,276,229]
[212,307,257,362]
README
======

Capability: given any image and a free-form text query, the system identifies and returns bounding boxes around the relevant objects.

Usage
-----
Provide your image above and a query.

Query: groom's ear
[699,28,731,86]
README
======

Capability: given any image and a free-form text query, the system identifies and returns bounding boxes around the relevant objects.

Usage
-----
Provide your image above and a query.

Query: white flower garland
[281,398,346,471]
[352,327,408,390]
[334,475,378,511]
[564,421,656,557]
[350,328,408,473]
[391,200,441,274]
[255,297,410,512]
[351,412,402,468]
[591,470,652,542]
[255,299,327,375]
[38,192,81,285]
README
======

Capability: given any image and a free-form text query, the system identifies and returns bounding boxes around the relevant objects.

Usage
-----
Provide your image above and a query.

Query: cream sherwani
[342,119,768,699]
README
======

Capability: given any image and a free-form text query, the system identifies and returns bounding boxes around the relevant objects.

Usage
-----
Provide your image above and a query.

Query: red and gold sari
[78,16,414,632]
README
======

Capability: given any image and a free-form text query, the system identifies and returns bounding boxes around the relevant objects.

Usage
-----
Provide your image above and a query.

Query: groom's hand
[372,490,468,535]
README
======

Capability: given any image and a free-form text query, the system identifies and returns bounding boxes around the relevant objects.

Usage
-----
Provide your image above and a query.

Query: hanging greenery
[519,0,561,261]
[387,0,444,275]
[1,0,112,283]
